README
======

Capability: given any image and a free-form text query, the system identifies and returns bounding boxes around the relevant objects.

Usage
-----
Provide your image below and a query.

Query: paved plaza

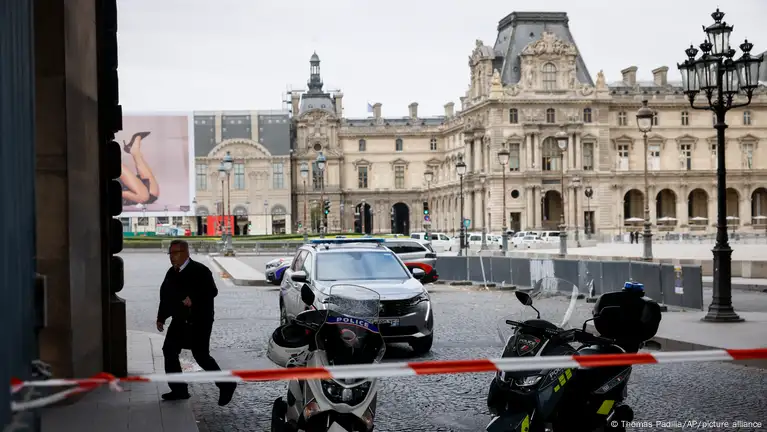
[110,253,767,432]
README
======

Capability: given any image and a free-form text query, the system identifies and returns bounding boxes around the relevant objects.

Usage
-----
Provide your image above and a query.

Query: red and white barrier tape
[10,348,767,411]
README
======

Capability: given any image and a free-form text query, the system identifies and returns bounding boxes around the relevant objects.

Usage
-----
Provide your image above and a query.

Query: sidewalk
[210,257,269,287]
[702,276,767,292]
[40,330,199,432]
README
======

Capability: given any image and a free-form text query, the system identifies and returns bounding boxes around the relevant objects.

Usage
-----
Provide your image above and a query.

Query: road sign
[424,215,431,222]
[463,219,471,228]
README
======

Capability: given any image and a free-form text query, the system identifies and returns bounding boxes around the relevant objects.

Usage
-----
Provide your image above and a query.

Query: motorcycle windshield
[316,284,386,366]
[498,277,580,344]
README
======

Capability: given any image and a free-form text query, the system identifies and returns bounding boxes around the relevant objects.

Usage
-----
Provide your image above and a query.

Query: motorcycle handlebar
[504,320,616,346]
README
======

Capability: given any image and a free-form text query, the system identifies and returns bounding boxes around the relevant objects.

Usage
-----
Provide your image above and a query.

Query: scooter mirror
[301,284,315,306]
[514,291,533,306]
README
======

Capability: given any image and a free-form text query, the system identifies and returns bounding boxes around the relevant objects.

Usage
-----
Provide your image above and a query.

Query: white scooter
[268,284,385,432]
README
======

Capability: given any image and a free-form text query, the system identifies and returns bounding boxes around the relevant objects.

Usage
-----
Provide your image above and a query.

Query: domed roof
[310,52,320,62]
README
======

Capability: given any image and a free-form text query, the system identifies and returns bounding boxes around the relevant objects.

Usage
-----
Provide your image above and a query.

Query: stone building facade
[193,110,293,235]
[289,11,767,237]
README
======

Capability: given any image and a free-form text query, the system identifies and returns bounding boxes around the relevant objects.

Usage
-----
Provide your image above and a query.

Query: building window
[710,143,718,169]
[618,111,627,126]
[233,163,245,190]
[509,108,519,124]
[582,142,594,170]
[583,108,592,123]
[744,110,752,125]
[681,111,689,126]
[743,142,754,169]
[617,144,629,170]
[395,138,403,152]
[358,139,366,151]
[196,164,207,190]
[680,144,692,170]
[542,63,557,90]
[541,137,560,171]
[272,163,284,189]
[509,143,520,171]
[429,138,438,151]
[394,165,405,188]
[652,112,659,126]
[546,108,556,124]
[649,144,660,170]
[312,161,323,190]
[358,166,369,189]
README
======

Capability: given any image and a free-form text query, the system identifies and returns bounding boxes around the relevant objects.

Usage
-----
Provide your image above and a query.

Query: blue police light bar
[624,281,644,291]
[310,238,385,245]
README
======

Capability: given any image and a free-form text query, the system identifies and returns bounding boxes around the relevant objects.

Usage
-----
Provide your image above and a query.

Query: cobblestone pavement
[121,253,767,432]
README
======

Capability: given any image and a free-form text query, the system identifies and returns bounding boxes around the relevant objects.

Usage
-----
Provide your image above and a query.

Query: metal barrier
[434,256,703,310]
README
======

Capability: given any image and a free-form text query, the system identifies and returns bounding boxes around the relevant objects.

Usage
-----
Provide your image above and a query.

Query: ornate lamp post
[497,146,510,252]
[584,186,593,240]
[424,169,434,243]
[191,198,197,235]
[300,162,309,242]
[456,156,467,256]
[556,131,569,257]
[677,8,762,322]
[316,152,327,238]
[636,100,655,261]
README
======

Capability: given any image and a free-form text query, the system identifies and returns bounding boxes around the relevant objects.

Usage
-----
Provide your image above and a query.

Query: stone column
[677,195,689,227]
[574,132,582,170]
[740,197,751,226]
[35,0,107,379]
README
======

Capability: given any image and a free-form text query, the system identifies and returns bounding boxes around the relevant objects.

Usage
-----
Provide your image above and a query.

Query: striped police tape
[11,347,767,412]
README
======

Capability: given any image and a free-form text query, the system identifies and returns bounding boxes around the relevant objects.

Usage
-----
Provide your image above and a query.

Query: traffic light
[423,201,429,215]
[323,200,330,215]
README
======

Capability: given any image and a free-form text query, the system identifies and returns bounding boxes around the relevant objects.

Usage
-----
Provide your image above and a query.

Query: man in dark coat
[156,239,236,405]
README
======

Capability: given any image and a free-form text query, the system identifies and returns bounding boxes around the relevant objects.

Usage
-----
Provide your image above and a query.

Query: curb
[585,324,767,370]
[702,281,767,293]
[438,280,518,291]
[209,257,272,287]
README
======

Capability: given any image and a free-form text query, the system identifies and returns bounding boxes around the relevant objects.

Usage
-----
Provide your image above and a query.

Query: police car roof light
[623,281,644,291]
[310,238,385,245]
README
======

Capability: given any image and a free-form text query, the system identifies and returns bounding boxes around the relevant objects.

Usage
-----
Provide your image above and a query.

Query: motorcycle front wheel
[271,397,287,432]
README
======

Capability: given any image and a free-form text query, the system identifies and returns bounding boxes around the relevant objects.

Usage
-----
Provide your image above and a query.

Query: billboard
[116,114,193,215]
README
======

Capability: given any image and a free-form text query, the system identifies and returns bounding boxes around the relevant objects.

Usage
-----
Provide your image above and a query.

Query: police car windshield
[316,251,410,281]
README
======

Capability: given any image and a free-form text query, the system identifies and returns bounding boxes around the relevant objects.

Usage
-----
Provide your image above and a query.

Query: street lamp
[677,8,762,323]
[264,200,269,236]
[497,146,510,252]
[584,186,593,240]
[636,99,655,261]
[456,155,467,256]
[572,176,582,247]
[217,162,234,255]
[424,169,434,242]
[555,131,568,257]
[191,198,197,235]
[300,162,309,242]
[316,152,327,238]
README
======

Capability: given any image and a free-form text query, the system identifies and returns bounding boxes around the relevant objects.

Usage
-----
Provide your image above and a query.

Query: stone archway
[655,189,677,219]
[623,189,644,220]
[196,206,209,236]
[726,188,740,226]
[688,188,709,228]
[542,190,563,230]
[391,202,410,235]
[354,202,373,234]
[751,187,767,226]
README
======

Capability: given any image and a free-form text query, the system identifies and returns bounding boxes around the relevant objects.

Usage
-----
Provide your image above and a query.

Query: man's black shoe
[161,391,191,401]
[218,383,236,406]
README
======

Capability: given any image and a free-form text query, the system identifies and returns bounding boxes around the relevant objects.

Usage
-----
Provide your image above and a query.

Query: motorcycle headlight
[515,376,542,387]
[321,380,371,406]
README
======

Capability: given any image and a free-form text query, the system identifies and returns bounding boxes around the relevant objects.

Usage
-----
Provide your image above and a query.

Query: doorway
[391,202,410,235]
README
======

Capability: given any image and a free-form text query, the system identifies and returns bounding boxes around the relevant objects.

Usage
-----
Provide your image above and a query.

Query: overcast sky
[118,0,766,118]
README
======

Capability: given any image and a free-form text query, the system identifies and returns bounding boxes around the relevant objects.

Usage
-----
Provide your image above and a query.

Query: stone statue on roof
[596,70,606,90]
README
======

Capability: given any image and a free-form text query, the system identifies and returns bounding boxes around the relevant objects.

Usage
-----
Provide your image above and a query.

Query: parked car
[519,234,544,248]
[511,231,539,246]
[265,259,293,285]
[409,232,454,252]
[265,256,293,272]
[383,238,437,267]
[279,238,434,354]
[403,262,439,284]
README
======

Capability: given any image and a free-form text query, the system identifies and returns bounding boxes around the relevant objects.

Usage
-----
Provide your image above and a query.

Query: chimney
[652,66,669,86]
[373,103,382,120]
[444,102,455,118]
[290,93,300,116]
[334,92,344,117]
[621,66,638,86]
[408,102,418,119]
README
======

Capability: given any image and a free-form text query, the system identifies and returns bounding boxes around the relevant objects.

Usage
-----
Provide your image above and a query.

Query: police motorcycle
[486,278,662,432]
[268,283,385,432]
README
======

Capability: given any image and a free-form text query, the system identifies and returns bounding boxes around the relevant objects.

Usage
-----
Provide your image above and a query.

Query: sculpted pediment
[611,134,635,150]
[299,109,336,123]
[737,133,759,143]
[581,133,598,141]
[521,32,578,57]
[352,158,371,168]
[675,134,699,149]
[390,158,409,168]
[505,133,525,143]
[425,157,442,167]
[209,139,272,159]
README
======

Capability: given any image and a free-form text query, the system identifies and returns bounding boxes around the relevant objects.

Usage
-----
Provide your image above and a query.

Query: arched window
[546,108,556,124]
[542,63,557,90]
[358,139,366,151]
[196,206,210,216]
[233,206,248,216]
[395,138,403,152]
[541,137,561,171]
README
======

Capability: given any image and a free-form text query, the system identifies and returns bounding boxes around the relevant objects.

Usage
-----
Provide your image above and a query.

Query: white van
[410,232,454,252]
[539,231,561,243]
[511,231,540,246]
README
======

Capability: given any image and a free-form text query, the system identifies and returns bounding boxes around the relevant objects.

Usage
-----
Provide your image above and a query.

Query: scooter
[486,278,662,432]
[269,284,384,432]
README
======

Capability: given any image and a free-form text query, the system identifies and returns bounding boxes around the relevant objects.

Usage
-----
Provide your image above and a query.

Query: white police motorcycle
[268,283,384,432]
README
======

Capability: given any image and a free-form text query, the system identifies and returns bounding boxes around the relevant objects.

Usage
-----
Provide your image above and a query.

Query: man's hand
[156,321,165,332]
[182,296,192,307]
